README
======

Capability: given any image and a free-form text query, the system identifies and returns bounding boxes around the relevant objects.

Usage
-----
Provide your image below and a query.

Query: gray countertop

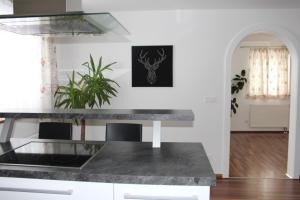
[0,139,215,186]
[0,109,194,121]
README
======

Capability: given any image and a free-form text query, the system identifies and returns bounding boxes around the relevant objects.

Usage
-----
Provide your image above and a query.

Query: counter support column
[152,121,161,148]
[0,118,15,143]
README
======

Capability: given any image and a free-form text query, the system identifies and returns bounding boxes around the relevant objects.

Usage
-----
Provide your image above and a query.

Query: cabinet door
[114,183,210,200]
[0,177,113,200]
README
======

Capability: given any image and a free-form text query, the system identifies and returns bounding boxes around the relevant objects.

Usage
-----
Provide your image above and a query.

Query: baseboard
[216,174,223,179]
[285,173,293,179]
[231,131,288,134]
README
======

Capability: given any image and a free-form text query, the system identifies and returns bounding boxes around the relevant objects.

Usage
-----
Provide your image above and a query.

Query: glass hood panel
[0,12,129,36]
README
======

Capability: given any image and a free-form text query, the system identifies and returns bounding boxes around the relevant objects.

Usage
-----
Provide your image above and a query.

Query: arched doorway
[230,32,290,178]
[222,24,300,178]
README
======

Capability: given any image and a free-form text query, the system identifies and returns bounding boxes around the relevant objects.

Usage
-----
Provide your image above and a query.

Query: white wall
[230,47,290,131]
[53,9,300,175]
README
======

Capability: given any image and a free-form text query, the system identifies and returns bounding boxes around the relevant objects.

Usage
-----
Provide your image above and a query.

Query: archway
[223,24,300,178]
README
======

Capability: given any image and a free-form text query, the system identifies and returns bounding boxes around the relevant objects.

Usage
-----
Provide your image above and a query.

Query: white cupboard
[0,178,210,200]
[114,183,210,200]
[0,177,113,200]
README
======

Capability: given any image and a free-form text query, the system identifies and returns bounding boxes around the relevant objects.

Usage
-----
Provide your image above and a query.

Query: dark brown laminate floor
[230,133,288,178]
[211,178,300,200]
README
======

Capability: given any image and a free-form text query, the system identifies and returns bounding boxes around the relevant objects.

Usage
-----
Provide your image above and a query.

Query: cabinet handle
[0,187,73,195]
[124,193,198,200]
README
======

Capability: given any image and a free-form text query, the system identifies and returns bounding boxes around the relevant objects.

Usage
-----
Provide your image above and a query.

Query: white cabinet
[0,178,210,200]
[0,177,113,200]
[114,183,210,200]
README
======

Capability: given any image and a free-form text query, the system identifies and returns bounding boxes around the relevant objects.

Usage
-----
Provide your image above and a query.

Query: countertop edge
[0,169,216,186]
[0,109,195,121]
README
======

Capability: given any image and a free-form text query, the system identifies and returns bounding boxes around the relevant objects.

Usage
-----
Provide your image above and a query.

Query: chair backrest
[105,123,142,142]
[39,122,72,140]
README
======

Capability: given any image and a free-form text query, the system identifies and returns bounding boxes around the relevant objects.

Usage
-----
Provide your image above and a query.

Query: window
[248,48,290,98]
[0,1,45,110]
[0,0,12,15]
[0,30,42,109]
[0,0,58,110]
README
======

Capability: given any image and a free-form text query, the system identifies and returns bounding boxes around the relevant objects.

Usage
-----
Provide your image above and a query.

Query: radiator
[249,105,290,128]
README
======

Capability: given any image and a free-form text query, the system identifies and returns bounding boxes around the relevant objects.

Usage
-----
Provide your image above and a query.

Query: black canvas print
[132,45,173,87]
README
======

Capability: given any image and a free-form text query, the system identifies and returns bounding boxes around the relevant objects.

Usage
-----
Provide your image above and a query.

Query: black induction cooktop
[0,141,103,169]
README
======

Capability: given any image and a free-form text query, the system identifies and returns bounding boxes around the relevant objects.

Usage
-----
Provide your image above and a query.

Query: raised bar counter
[0,109,194,147]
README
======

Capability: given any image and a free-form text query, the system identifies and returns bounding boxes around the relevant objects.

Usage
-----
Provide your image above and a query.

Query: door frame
[222,23,300,178]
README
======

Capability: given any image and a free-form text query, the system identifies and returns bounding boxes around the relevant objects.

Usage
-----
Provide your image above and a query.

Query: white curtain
[40,37,58,109]
[248,48,290,98]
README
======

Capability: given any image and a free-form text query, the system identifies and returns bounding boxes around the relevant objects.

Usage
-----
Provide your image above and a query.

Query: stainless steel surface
[0,0,129,36]
[13,0,71,15]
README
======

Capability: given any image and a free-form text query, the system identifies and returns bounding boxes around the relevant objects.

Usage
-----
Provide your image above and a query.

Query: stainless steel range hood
[0,0,129,36]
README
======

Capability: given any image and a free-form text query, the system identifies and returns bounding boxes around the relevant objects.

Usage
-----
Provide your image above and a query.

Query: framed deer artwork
[132,45,173,87]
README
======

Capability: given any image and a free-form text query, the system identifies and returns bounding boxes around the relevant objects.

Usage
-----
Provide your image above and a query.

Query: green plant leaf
[90,54,96,73]
[241,70,246,76]
[98,57,102,72]
[238,82,244,89]
[232,107,236,114]
[233,78,241,81]
[100,62,117,72]
[82,62,89,67]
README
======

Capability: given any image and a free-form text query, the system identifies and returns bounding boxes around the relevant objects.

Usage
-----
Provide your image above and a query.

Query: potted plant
[231,69,247,115]
[54,55,119,140]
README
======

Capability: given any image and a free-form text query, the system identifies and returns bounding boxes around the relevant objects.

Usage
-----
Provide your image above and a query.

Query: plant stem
[80,119,86,141]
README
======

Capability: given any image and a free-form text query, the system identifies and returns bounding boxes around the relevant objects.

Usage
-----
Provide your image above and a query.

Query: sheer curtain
[40,37,58,109]
[248,48,290,98]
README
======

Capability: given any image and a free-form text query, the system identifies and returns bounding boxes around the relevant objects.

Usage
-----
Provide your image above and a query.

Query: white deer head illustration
[138,48,167,84]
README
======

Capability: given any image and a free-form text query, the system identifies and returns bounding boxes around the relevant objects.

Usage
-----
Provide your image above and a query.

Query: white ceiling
[242,33,279,42]
[240,33,285,46]
[82,0,300,11]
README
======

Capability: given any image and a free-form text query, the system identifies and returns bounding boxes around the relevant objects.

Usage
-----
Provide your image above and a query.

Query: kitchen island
[0,139,215,200]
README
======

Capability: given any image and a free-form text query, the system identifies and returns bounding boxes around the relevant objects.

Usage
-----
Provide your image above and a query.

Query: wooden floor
[230,133,288,178]
[211,178,300,200]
